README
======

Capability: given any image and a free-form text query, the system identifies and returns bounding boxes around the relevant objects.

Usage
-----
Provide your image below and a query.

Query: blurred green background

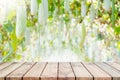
[0,0,120,62]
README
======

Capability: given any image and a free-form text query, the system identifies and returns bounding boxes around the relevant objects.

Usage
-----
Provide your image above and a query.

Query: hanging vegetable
[42,0,48,20]
[103,0,111,11]
[81,0,86,17]
[80,23,86,48]
[38,4,45,25]
[38,0,48,25]
[16,5,26,38]
[31,0,38,15]
[64,0,70,12]
[25,27,31,45]
[89,4,95,23]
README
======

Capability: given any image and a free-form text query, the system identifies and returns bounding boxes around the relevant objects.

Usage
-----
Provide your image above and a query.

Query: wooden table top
[0,62,120,80]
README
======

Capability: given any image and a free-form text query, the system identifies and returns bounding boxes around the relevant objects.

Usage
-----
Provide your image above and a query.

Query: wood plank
[106,62,120,71]
[0,62,24,80]
[0,63,3,65]
[116,62,120,65]
[6,62,36,80]
[71,62,93,80]
[58,62,75,80]
[41,62,58,80]
[95,62,120,80]
[23,62,47,80]
[83,62,111,80]
[0,63,12,70]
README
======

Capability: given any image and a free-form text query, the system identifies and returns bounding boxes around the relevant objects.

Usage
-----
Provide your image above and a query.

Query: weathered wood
[116,62,120,65]
[0,62,119,80]
[6,62,36,80]
[58,62,75,80]
[0,63,12,70]
[41,62,58,80]
[106,62,120,71]
[83,62,111,80]
[95,62,120,80]
[23,62,47,80]
[0,62,24,80]
[71,62,93,80]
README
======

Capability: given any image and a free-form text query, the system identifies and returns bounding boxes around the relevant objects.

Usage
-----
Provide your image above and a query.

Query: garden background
[0,0,120,62]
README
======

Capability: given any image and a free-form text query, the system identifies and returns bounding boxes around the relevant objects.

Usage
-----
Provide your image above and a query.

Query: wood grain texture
[58,62,75,80]
[116,62,120,65]
[83,62,111,80]
[0,62,24,80]
[106,62,120,71]
[0,63,12,70]
[0,62,120,80]
[41,62,58,80]
[71,62,93,80]
[95,62,120,80]
[6,62,36,80]
[23,62,47,80]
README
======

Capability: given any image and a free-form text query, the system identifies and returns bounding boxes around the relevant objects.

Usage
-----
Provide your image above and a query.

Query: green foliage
[3,21,13,33]
[117,42,120,49]
[111,0,115,27]
[1,0,120,62]
[0,33,2,43]
[37,0,41,5]
[114,26,120,35]
[0,20,23,62]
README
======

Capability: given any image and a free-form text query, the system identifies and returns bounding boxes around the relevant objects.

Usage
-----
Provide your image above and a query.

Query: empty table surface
[0,62,120,80]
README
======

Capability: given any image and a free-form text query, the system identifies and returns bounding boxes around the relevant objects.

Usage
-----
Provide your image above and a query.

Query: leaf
[111,0,115,27]
[21,39,26,51]
[97,32,104,40]
[3,51,7,56]
[1,50,13,62]
[10,31,18,52]
[37,0,41,5]
[1,42,13,62]
[27,19,34,27]
[79,23,86,48]
[15,54,22,60]
[3,21,13,33]
[7,11,16,20]
[0,33,2,43]
[117,42,120,50]
[114,26,120,35]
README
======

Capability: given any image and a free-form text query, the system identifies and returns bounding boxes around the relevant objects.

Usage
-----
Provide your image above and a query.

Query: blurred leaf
[111,0,115,27]
[117,42,120,50]
[1,42,13,62]
[15,54,22,60]
[0,33,2,43]
[3,51,7,56]
[7,11,16,20]
[27,19,34,27]
[3,21,13,33]
[10,31,18,52]
[114,26,120,35]
[21,39,26,51]
[37,0,41,5]
[102,14,109,21]
[97,33,104,40]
